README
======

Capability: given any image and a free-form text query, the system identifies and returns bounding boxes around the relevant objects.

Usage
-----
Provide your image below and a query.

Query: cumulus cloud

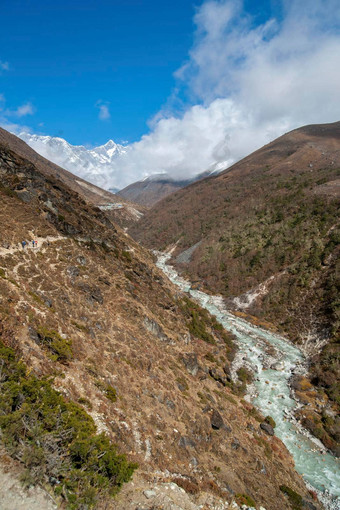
[103,0,340,189]
[96,101,111,120]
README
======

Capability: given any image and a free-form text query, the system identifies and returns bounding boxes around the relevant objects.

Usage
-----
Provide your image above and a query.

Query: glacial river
[156,253,340,510]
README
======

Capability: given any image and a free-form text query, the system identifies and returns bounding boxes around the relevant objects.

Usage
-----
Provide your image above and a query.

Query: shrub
[237,367,253,383]
[172,477,199,495]
[105,384,117,402]
[78,397,93,409]
[265,415,276,428]
[36,326,73,363]
[178,297,216,344]
[235,493,256,507]
[205,352,217,363]
[0,342,137,508]
[121,250,132,262]
[280,485,303,509]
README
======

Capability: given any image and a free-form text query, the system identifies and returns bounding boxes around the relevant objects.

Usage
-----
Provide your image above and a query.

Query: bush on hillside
[0,342,137,509]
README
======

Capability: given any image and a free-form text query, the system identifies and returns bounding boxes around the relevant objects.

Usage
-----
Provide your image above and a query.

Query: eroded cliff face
[0,141,321,509]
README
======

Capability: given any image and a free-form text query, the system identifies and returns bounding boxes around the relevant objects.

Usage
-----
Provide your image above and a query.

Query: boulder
[260,422,275,436]
[182,353,199,376]
[223,363,232,381]
[28,326,40,345]
[209,367,228,386]
[211,409,224,430]
[143,489,156,499]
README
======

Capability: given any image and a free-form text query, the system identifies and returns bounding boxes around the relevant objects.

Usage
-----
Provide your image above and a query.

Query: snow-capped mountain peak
[18,132,128,190]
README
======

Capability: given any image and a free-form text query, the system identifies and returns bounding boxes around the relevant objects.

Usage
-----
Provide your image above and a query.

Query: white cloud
[103,0,340,189]
[0,97,35,135]
[0,61,9,72]
[14,102,34,117]
[96,101,111,120]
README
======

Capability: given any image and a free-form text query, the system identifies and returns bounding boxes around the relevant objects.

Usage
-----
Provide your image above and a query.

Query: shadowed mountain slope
[0,131,322,508]
[130,122,340,454]
[118,171,215,207]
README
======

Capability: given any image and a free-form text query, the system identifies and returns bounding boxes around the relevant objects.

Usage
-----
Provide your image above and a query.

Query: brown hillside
[118,177,185,206]
[130,121,340,329]
[118,171,215,207]
[130,122,340,454]
[0,133,322,508]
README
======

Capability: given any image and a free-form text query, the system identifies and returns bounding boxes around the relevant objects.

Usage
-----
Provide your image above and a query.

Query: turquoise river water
[156,253,340,510]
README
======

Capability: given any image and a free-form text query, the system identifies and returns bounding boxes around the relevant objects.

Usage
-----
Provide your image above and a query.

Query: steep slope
[0,128,144,228]
[0,135,322,508]
[130,122,340,453]
[118,171,215,207]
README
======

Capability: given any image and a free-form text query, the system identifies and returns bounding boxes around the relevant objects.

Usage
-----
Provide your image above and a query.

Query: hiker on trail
[35,240,38,248]
[32,240,35,248]
[21,241,26,249]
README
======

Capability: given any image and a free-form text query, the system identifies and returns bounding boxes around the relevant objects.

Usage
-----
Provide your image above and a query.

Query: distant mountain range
[18,133,222,200]
[118,170,216,207]
[18,132,127,190]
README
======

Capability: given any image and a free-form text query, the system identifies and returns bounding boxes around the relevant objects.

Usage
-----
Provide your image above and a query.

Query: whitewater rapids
[156,252,340,510]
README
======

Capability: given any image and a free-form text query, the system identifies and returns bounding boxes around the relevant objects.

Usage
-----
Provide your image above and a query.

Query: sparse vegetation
[121,250,132,262]
[280,485,303,509]
[28,291,45,307]
[0,182,19,199]
[235,493,256,507]
[172,477,199,495]
[265,415,276,428]
[36,326,73,363]
[0,342,137,509]
[105,384,117,402]
[205,352,217,363]
[176,376,189,391]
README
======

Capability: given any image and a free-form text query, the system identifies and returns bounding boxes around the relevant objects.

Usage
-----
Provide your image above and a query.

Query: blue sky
[1,0,279,146]
[1,0,340,189]
[1,0,197,145]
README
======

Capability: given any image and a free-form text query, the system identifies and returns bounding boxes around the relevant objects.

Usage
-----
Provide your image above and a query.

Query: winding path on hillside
[0,235,67,257]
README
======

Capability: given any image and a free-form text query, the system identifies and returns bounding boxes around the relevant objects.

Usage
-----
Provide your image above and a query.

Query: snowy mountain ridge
[18,132,128,190]
[18,132,226,192]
